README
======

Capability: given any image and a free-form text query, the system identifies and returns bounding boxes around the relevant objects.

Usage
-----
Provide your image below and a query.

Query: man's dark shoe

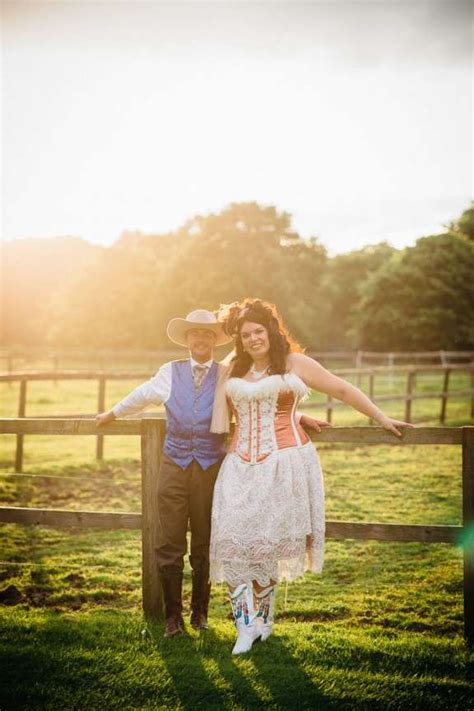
[190,565,211,631]
[158,566,184,638]
[164,615,185,638]
[190,611,209,630]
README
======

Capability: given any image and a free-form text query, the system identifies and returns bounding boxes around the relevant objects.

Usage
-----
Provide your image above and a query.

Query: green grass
[1,377,474,708]
[1,607,473,710]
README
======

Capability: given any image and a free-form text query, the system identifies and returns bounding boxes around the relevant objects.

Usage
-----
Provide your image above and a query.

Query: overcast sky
[2,0,473,254]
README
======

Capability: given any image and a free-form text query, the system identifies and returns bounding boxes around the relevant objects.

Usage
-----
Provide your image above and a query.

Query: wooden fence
[1,365,473,471]
[299,364,474,424]
[354,350,474,368]
[0,419,472,644]
[1,348,473,372]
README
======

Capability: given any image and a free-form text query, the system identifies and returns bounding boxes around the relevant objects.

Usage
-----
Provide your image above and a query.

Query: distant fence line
[1,348,473,372]
[0,418,473,645]
[1,365,473,472]
[354,350,474,367]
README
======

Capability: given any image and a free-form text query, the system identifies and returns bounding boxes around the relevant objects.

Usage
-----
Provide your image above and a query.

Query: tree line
[2,202,473,351]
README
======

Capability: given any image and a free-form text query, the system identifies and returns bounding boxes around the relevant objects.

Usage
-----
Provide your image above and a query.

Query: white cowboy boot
[229,583,261,655]
[255,585,276,641]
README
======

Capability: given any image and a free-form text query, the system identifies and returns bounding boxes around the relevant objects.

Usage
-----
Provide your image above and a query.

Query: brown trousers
[156,453,222,575]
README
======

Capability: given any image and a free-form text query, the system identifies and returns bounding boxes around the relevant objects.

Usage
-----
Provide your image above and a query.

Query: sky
[2,0,473,255]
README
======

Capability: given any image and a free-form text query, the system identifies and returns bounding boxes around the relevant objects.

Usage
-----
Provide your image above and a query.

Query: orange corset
[229,389,310,464]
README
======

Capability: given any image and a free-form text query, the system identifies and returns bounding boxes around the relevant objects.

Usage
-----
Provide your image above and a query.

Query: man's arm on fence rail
[96,363,171,425]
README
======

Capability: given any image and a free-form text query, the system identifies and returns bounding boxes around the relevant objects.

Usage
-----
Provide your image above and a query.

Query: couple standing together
[97,298,409,655]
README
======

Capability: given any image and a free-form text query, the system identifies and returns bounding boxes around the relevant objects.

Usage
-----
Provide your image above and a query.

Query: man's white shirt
[112,359,214,418]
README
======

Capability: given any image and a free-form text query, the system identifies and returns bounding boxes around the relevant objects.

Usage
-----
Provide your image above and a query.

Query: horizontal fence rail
[0,419,466,443]
[0,507,461,544]
[0,418,473,645]
[0,506,142,530]
[1,363,473,381]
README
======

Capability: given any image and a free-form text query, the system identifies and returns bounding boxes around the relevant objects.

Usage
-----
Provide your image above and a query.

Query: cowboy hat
[167,309,233,347]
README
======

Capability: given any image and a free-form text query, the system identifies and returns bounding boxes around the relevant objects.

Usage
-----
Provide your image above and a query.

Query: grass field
[1,373,473,709]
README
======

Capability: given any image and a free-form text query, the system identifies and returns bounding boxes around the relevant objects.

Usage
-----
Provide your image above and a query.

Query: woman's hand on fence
[299,414,332,433]
[377,415,415,438]
[96,411,116,427]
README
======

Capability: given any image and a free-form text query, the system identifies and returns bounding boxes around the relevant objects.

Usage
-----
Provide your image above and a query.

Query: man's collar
[190,357,214,369]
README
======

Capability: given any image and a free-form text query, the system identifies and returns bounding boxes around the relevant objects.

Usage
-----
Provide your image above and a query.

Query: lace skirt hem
[210,534,325,588]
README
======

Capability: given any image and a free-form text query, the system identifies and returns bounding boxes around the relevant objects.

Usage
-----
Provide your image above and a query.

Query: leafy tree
[320,243,396,349]
[155,202,328,349]
[47,238,174,348]
[43,202,328,349]
[1,237,101,346]
[449,201,474,241]
[350,234,474,350]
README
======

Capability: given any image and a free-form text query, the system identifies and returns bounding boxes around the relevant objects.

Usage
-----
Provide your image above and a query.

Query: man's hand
[96,411,116,427]
[299,414,332,433]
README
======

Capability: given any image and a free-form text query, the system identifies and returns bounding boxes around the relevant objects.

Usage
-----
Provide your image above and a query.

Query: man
[97,309,326,637]
[97,310,231,637]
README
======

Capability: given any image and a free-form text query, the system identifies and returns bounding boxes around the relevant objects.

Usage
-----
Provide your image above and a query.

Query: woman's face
[239,321,270,360]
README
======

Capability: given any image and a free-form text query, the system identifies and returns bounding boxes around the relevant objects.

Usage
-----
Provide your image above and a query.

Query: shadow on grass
[144,622,229,708]
[153,622,339,710]
[2,606,334,709]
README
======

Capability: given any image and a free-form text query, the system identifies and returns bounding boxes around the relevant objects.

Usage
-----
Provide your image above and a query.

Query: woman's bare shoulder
[287,352,318,368]
[287,352,305,364]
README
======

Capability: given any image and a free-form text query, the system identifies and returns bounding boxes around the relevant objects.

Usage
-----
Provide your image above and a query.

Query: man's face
[185,328,217,362]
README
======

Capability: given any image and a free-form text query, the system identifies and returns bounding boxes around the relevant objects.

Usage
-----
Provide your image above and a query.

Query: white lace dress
[209,373,325,587]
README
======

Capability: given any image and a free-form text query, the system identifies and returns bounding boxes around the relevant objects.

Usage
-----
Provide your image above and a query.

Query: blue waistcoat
[164,360,226,470]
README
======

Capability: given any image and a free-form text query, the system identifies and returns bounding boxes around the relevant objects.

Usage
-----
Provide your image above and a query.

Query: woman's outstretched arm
[288,352,414,437]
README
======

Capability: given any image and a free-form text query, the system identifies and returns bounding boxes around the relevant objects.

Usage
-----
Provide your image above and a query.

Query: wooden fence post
[440,368,451,424]
[96,376,106,460]
[15,379,27,472]
[368,372,375,425]
[471,368,474,419]
[53,355,59,385]
[141,418,165,622]
[462,426,474,646]
[405,370,415,423]
[388,353,395,387]
[326,395,333,424]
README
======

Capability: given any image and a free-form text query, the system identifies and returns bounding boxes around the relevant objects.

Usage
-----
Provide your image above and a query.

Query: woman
[209,298,413,655]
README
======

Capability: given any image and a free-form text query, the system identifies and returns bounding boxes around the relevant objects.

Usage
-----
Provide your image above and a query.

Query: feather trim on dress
[225,373,309,402]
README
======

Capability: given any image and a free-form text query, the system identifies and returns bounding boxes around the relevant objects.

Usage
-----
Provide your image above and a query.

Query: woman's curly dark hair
[216,298,303,377]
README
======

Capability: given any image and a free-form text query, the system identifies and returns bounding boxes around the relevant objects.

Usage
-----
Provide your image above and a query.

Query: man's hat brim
[167,318,233,347]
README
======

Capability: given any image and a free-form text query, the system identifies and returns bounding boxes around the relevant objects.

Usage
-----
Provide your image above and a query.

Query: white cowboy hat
[166,309,233,347]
